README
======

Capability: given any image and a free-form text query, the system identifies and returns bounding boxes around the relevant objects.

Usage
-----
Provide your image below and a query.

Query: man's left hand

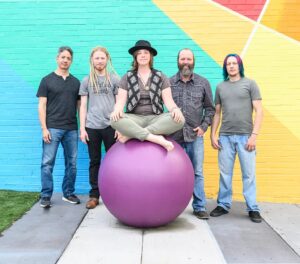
[193,127,205,137]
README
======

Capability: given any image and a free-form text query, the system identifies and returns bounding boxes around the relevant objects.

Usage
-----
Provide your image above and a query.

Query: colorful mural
[0,0,299,203]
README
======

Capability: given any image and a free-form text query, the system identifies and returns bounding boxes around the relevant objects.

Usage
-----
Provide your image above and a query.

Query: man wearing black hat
[170,48,215,219]
[110,40,185,151]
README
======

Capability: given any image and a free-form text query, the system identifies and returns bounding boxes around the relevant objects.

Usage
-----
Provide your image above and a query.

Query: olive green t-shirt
[215,77,262,135]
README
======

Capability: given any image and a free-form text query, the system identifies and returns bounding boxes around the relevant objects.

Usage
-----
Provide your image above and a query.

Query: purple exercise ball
[99,139,194,228]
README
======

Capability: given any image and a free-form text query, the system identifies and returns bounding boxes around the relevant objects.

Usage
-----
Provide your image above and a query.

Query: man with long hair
[37,46,81,208]
[169,48,215,220]
[210,54,263,223]
[79,47,119,209]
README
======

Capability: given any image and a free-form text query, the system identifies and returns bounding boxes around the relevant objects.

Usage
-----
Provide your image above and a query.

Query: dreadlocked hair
[89,46,117,93]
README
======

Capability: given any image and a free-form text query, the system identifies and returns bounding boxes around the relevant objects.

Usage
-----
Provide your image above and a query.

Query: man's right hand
[211,136,221,150]
[80,129,89,144]
[42,128,51,144]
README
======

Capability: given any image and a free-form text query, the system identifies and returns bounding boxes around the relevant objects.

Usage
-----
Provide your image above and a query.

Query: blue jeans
[217,135,259,212]
[181,136,206,212]
[41,128,78,198]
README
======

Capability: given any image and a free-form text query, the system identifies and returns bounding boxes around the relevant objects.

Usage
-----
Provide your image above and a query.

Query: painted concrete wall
[0,0,299,203]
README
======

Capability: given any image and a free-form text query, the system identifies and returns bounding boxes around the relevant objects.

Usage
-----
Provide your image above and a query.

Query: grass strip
[0,190,39,234]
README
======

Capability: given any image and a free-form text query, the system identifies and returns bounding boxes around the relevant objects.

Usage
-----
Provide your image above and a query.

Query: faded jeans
[181,136,206,212]
[217,134,259,212]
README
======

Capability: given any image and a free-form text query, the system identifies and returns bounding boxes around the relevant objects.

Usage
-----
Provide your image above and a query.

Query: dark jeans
[86,126,115,198]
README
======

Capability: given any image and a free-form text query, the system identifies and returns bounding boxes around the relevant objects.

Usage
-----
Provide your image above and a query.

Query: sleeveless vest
[126,69,164,114]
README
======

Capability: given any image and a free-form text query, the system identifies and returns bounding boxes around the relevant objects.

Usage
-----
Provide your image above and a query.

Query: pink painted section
[213,0,266,21]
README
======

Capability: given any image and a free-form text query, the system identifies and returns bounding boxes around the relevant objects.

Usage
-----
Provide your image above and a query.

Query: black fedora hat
[128,40,157,56]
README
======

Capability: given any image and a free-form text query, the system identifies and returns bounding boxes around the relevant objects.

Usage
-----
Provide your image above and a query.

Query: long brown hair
[89,46,117,93]
[131,50,154,71]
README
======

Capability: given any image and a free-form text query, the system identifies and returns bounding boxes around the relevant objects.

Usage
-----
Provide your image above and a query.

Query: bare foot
[118,134,130,143]
[146,134,174,151]
[159,136,174,152]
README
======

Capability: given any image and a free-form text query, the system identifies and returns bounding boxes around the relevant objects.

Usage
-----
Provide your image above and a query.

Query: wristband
[252,132,258,135]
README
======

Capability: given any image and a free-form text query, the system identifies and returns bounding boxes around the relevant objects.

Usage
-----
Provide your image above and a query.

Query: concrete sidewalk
[0,196,299,264]
[0,194,88,264]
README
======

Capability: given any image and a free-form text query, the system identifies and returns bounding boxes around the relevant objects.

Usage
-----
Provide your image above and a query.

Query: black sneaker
[40,197,51,208]
[62,195,80,204]
[249,211,262,223]
[210,206,228,217]
[193,210,209,220]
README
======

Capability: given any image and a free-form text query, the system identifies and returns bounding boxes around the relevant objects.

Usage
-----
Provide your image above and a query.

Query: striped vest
[126,69,164,114]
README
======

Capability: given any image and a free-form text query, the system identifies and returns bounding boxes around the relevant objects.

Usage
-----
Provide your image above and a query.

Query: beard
[178,63,194,77]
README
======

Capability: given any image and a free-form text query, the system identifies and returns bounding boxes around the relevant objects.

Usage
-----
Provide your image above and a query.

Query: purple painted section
[99,139,194,228]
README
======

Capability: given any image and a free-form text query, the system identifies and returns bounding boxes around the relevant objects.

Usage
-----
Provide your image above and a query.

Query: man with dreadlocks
[79,46,120,209]
[210,54,264,223]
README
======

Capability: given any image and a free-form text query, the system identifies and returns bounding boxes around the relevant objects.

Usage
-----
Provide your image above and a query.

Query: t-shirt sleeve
[214,86,221,105]
[250,80,262,100]
[161,72,171,90]
[36,77,48,97]
[118,74,128,91]
[79,76,89,96]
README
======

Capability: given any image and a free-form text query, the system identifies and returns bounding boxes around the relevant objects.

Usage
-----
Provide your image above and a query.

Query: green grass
[0,190,40,234]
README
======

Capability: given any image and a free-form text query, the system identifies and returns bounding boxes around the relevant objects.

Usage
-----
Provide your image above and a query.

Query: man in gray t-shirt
[210,54,263,223]
[79,47,120,209]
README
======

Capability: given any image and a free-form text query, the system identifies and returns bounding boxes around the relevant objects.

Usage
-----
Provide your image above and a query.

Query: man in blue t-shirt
[210,54,263,223]
[36,46,81,208]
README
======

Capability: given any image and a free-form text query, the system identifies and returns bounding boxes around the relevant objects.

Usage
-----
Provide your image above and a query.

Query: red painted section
[213,0,266,21]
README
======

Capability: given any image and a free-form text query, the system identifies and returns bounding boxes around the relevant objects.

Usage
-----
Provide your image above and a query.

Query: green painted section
[0,0,222,91]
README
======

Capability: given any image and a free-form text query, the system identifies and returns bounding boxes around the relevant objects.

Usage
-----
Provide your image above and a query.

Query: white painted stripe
[256,21,300,46]
[209,0,300,48]
[241,0,271,57]
[207,0,256,24]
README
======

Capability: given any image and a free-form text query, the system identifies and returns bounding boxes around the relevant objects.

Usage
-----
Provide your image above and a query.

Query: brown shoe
[86,198,99,209]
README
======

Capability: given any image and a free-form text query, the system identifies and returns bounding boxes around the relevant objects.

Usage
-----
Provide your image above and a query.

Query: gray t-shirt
[215,77,262,135]
[119,72,170,115]
[79,73,119,129]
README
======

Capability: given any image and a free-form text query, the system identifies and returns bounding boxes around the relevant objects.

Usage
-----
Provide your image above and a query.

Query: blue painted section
[0,60,90,193]
[0,0,223,193]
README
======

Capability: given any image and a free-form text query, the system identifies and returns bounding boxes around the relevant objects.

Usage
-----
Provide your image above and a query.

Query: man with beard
[79,47,119,209]
[169,48,215,219]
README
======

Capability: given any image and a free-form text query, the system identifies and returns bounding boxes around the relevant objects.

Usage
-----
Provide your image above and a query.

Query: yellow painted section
[244,25,300,141]
[204,108,300,204]
[152,0,254,64]
[262,0,300,42]
[153,0,300,203]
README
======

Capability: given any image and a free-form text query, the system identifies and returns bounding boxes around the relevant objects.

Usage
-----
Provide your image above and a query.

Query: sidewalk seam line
[140,229,144,264]
[55,207,89,264]
[262,215,300,258]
